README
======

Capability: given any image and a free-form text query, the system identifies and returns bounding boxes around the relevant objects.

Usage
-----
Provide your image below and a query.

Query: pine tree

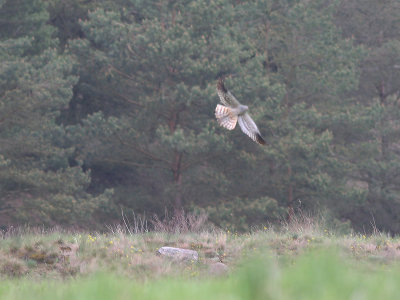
[210,0,364,228]
[0,0,113,227]
[67,1,251,216]
[0,0,56,54]
[46,0,128,48]
[334,0,400,232]
[66,0,364,230]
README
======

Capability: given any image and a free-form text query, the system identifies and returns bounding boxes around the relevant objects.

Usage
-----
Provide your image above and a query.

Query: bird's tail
[215,104,238,130]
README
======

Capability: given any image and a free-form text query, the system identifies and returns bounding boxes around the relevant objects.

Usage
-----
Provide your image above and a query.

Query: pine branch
[96,158,169,170]
[182,153,220,171]
[116,93,143,107]
[115,133,171,165]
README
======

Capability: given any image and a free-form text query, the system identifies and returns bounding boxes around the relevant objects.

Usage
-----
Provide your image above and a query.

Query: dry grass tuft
[0,255,27,277]
[280,210,325,236]
[150,210,210,233]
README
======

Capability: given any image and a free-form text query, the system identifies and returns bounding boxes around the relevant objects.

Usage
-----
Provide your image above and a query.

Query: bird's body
[215,78,266,145]
[233,104,249,116]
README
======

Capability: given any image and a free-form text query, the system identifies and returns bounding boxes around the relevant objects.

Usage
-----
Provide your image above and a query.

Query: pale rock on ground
[208,262,228,276]
[157,247,199,261]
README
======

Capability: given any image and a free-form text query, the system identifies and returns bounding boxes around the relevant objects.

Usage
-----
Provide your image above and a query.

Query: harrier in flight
[215,78,266,145]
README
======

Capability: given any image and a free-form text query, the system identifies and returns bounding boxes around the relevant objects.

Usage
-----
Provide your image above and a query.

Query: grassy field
[1,220,400,299]
[1,252,400,300]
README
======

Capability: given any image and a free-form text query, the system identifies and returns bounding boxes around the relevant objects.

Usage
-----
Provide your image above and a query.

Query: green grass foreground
[0,250,400,300]
[1,224,400,299]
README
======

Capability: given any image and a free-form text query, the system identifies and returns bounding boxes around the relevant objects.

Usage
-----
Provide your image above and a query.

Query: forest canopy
[0,0,399,233]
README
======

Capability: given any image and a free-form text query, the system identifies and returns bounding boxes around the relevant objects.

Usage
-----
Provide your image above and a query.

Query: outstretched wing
[216,78,240,108]
[215,104,238,130]
[238,113,266,145]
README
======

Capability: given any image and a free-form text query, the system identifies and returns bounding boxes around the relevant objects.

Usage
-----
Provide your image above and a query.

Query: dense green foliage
[0,0,113,226]
[0,0,399,232]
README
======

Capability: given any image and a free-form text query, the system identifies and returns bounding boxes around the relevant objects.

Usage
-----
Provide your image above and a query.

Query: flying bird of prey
[215,78,266,145]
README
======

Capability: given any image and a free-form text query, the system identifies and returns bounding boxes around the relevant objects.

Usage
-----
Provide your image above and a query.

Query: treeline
[0,0,399,232]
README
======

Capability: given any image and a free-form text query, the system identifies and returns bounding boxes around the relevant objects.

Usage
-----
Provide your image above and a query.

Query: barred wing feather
[215,104,238,130]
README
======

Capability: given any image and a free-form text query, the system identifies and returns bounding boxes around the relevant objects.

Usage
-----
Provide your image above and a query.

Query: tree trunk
[378,80,388,190]
[173,152,183,211]
[287,164,294,220]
